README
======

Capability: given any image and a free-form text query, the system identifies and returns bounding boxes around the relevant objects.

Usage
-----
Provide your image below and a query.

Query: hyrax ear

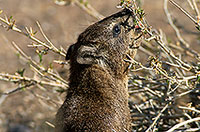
[66,44,75,60]
[76,45,98,65]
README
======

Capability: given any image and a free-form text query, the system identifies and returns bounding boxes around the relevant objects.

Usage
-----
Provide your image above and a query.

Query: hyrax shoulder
[56,8,142,132]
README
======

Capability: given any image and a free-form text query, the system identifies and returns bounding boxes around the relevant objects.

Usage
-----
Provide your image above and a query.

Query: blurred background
[0,0,199,131]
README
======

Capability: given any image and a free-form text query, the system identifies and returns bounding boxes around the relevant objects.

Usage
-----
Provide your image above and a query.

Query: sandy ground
[0,0,199,131]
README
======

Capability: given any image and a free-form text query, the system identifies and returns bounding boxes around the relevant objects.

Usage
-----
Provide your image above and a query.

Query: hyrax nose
[134,25,141,34]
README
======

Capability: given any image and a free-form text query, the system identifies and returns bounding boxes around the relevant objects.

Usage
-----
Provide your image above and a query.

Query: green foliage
[136,8,145,19]
[197,75,200,83]
[37,49,48,63]
[16,68,25,77]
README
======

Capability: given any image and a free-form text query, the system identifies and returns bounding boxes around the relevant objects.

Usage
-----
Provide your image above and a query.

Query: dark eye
[113,24,121,37]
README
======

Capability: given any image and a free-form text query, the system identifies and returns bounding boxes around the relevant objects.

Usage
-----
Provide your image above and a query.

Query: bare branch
[167,117,200,132]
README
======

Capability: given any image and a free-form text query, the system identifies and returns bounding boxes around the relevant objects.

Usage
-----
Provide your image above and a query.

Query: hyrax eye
[113,24,121,37]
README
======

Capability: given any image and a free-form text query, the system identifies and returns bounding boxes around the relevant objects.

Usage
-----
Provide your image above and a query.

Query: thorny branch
[120,0,200,131]
[0,14,66,57]
[0,0,200,131]
[169,0,200,28]
[166,0,200,60]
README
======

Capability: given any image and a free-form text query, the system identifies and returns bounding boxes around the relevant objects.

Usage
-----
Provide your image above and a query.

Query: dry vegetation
[0,0,200,132]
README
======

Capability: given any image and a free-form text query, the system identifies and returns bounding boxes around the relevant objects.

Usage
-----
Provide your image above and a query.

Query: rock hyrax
[55,8,142,132]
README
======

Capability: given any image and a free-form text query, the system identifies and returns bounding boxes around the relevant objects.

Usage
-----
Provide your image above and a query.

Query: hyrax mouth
[129,25,143,49]
[120,11,143,50]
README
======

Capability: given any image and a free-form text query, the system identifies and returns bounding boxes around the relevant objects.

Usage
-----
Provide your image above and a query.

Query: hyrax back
[55,9,142,132]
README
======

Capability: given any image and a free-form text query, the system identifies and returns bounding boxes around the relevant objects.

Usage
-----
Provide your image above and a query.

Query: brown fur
[55,9,142,132]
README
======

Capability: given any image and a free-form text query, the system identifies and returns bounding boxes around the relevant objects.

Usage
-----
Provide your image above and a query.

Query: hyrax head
[66,9,142,71]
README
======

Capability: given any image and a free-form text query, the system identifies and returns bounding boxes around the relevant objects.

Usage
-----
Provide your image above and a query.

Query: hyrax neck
[68,64,129,101]
[63,64,131,131]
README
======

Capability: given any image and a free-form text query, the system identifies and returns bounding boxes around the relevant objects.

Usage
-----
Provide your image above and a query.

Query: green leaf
[84,1,88,6]
[56,89,65,93]
[9,16,13,20]
[197,75,200,83]
[17,68,25,77]
[120,0,124,4]
[49,62,53,69]
[167,37,172,43]
[16,52,21,58]
[33,31,37,35]
[38,52,43,63]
